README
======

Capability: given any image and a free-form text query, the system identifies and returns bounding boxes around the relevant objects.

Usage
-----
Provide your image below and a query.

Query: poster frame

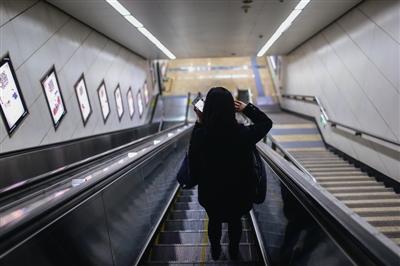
[40,65,67,130]
[137,89,144,118]
[126,87,135,119]
[114,84,124,121]
[0,53,29,136]
[74,73,92,126]
[97,80,110,124]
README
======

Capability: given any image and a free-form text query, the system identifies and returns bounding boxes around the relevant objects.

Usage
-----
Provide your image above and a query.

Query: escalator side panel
[102,137,188,266]
[252,161,354,266]
[1,194,114,266]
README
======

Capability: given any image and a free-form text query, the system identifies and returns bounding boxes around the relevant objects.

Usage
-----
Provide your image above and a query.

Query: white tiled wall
[281,0,400,181]
[0,0,152,153]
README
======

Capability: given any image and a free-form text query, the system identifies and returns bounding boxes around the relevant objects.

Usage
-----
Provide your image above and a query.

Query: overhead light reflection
[257,0,311,56]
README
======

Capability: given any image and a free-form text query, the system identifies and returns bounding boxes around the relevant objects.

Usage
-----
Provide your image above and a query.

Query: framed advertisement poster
[114,85,124,120]
[41,66,67,129]
[0,54,28,136]
[137,89,144,118]
[74,74,92,126]
[97,81,110,123]
[143,81,149,105]
[127,87,135,119]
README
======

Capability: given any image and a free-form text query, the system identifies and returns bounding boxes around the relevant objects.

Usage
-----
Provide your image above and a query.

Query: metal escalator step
[333,191,397,199]
[180,190,198,196]
[328,187,393,193]
[392,238,400,245]
[174,202,203,211]
[177,196,197,203]
[157,230,254,244]
[298,159,344,162]
[148,243,259,262]
[312,171,365,176]
[365,216,400,227]
[352,206,400,216]
[163,220,249,231]
[303,164,351,168]
[169,210,207,220]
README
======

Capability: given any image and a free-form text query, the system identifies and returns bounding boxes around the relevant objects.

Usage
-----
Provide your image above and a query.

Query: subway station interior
[0,0,399,265]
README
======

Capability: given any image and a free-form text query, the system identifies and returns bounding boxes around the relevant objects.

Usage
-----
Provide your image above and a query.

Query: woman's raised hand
[234,100,247,112]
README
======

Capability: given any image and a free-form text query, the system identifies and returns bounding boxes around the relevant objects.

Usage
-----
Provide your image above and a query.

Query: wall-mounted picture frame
[97,80,110,123]
[143,81,149,106]
[137,89,144,118]
[114,85,124,120]
[0,54,29,136]
[41,65,67,130]
[127,87,135,119]
[74,73,92,126]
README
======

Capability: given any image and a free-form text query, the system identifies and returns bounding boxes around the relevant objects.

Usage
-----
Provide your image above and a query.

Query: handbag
[176,153,197,189]
[253,148,267,204]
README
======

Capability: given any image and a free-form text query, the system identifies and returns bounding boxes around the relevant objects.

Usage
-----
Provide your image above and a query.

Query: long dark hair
[203,87,237,133]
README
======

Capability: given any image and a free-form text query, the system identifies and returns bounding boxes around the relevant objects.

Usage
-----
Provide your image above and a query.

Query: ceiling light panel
[257,0,311,57]
[105,0,176,59]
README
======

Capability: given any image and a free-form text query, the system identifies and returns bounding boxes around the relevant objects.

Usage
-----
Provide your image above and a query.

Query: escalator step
[177,196,197,203]
[169,210,207,220]
[174,202,203,211]
[148,243,259,262]
[157,230,254,244]
[180,190,198,196]
[343,198,400,208]
[163,220,249,231]
[376,227,400,238]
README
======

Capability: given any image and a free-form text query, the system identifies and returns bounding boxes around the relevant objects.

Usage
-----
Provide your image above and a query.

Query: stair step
[328,187,392,193]
[353,206,400,217]
[298,159,345,163]
[365,216,400,227]
[312,171,365,176]
[308,167,358,172]
[376,226,400,238]
[315,176,373,181]
[157,230,254,244]
[333,191,397,199]
[343,198,400,208]
[320,181,383,188]
[148,243,259,262]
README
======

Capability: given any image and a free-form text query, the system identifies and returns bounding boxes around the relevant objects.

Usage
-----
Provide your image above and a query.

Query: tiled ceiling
[48,0,361,59]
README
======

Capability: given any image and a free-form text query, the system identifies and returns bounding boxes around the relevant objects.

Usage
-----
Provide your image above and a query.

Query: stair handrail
[281,94,399,146]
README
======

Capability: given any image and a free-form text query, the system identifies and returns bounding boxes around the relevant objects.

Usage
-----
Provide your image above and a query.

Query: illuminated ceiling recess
[257,0,311,57]
[105,0,176,59]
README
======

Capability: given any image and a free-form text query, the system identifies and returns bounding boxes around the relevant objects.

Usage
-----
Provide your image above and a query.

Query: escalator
[142,188,262,265]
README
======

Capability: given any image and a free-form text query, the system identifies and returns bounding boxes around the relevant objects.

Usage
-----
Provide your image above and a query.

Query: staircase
[144,188,262,265]
[289,149,400,246]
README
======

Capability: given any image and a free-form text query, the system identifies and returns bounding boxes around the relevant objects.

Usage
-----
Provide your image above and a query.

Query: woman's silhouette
[189,87,272,260]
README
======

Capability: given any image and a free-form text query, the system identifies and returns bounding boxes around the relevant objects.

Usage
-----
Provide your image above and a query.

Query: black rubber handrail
[281,94,400,146]
[257,142,400,266]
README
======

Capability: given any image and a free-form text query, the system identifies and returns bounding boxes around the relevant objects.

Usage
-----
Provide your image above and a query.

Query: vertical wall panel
[0,1,152,153]
[281,0,400,180]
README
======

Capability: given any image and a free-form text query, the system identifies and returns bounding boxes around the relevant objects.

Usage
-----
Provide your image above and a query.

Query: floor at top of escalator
[143,189,264,266]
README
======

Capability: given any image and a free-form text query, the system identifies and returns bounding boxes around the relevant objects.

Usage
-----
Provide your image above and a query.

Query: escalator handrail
[281,94,400,146]
[257,142,400,266]
[0,123,185,197]
[0,125,193,245]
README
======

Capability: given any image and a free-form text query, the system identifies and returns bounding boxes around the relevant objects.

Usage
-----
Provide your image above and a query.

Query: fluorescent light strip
[257,0,311,57]
[105,0,176,59]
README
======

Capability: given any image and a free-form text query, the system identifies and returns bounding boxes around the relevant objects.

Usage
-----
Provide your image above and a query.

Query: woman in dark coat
[188,87,272,260]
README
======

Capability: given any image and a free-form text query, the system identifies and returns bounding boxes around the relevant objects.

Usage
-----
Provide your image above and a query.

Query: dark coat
[188,103,273,220]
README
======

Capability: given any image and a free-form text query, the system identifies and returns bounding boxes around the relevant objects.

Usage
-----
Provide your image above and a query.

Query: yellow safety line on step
[199,215,209,265]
